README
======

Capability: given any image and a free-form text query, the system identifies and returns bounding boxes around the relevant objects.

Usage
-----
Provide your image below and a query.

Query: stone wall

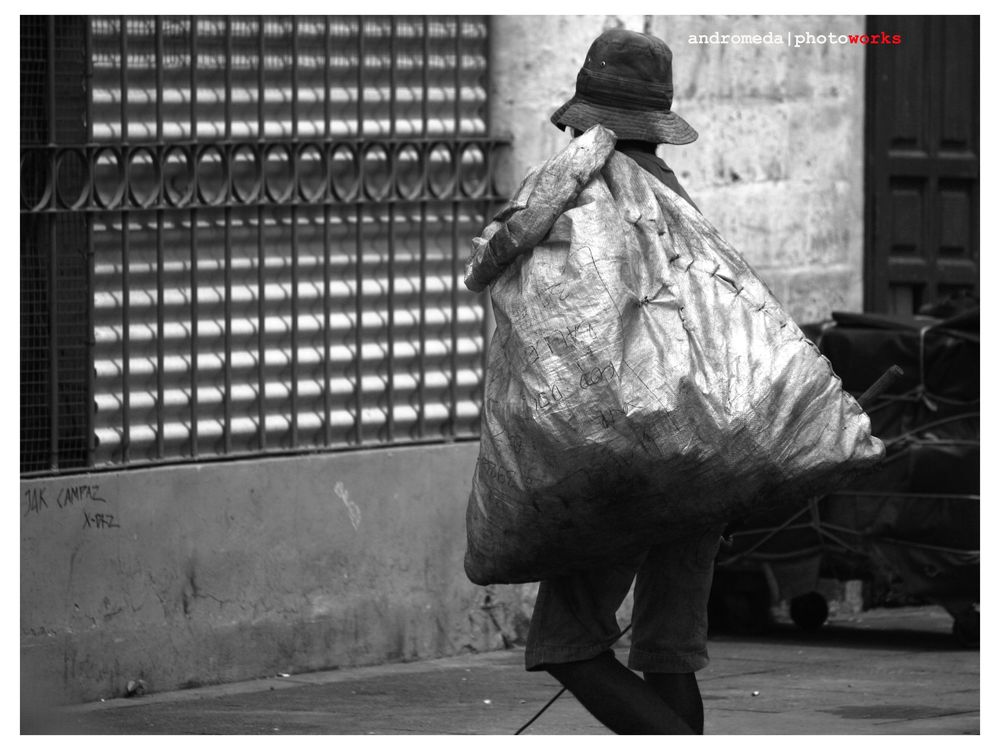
[489,14,866,322]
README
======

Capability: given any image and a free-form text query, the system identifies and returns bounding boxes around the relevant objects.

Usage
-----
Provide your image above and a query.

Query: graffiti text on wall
[23,484,120,530]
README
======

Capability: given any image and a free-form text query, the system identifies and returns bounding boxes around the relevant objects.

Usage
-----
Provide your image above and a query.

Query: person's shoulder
[534,125,618,183]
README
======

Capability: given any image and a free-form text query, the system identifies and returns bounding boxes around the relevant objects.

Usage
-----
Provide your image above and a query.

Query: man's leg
[628,526,726,735]
[546,651,695,734]
[643,671,704,734]
[527,558,699,733]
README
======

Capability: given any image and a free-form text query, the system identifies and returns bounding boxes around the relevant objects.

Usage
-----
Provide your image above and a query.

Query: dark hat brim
[551,97,698,145]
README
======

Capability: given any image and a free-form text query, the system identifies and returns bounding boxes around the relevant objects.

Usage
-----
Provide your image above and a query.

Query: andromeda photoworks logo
[688,31,903,48]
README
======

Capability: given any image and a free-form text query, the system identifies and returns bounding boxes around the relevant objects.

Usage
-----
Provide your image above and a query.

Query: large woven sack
[464,126,884,585]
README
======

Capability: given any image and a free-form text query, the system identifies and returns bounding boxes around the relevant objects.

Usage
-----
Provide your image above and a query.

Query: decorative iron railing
[20,15,508,474]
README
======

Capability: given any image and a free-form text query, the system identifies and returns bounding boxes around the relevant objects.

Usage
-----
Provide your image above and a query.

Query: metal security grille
[20,16,91,474]
[20,15,507,474]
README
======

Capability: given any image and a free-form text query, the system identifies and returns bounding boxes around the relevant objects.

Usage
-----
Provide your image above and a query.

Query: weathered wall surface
[21,444,532,703]
[490,14,866,322]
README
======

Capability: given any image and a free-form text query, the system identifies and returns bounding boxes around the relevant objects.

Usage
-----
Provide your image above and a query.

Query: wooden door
[865,15,979,314]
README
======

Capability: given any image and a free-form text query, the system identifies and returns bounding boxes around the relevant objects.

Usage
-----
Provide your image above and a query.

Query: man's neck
[615,139,659,154]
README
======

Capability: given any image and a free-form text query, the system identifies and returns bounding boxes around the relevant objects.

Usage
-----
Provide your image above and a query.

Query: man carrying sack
[463,29,883,734]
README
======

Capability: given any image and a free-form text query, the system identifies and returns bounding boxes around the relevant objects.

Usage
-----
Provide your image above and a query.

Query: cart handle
[857,365,904,410]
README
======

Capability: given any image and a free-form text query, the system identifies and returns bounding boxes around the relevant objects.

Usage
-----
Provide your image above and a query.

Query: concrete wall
[21,444,534,703]
[490,14,867,322]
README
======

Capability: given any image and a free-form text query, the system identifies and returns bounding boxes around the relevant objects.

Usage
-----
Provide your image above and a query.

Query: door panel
[865,15,979,314]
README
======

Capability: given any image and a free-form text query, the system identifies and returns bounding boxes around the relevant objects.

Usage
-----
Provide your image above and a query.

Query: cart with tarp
[713,308,979,646]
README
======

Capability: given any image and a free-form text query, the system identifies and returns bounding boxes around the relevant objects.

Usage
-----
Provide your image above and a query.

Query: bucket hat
[550,28,697,145]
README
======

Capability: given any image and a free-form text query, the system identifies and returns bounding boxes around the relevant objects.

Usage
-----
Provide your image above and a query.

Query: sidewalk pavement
[26,605,979,735]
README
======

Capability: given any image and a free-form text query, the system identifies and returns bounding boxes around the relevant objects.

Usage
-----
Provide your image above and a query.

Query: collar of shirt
[614,143,699,212]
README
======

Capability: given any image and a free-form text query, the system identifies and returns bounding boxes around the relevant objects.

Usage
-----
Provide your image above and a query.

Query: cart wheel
[951,610,979,649]
[789,592,829,632]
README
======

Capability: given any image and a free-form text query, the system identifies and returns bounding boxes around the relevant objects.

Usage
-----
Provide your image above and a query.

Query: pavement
[24,605,979,735]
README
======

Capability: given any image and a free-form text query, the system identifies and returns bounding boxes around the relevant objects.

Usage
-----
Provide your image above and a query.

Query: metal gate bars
[20,15,508,474]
